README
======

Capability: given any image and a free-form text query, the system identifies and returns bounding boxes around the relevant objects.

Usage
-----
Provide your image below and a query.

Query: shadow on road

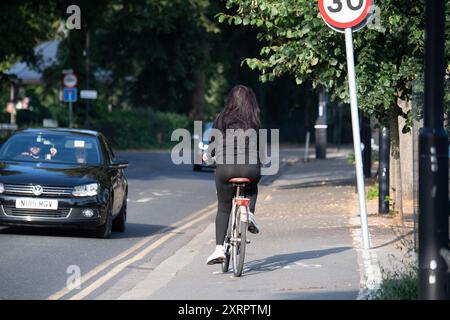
[0,222,171,240]
[113,223,174,239]
[277,178,356,190]
[276,289,359,300]
[243,246,352,276]
[116,151,216,182]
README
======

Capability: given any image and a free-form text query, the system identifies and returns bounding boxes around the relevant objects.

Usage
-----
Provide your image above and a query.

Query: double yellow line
[47,202,216,300]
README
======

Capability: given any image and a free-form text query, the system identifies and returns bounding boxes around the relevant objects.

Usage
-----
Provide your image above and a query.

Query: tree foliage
[50,0,220,114]
[0,1,61,72]
[219,0,450,123]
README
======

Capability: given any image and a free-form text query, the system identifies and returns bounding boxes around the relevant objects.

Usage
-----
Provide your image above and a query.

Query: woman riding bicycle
[205,85,262,265]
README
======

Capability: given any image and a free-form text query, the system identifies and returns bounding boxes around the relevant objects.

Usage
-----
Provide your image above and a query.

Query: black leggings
[214,164,261,245]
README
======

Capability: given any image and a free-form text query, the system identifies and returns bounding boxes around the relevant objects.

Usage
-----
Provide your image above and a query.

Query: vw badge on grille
[32,185,43,196]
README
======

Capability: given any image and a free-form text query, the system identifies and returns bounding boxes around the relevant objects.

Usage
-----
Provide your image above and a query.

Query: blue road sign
[63,88,77,103]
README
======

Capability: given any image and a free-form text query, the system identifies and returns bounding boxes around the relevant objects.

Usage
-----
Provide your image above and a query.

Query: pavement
[113,148,377,300]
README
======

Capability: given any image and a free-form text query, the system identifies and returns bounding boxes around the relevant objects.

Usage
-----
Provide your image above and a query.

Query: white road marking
[152,192,172,197]
[350,213,382,300]
[283,262,322,269]
[69,208,215,300]
[118,224,216,300]
[136,197,155,203]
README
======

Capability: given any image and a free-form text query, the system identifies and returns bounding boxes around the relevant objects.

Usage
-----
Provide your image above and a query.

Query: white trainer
[206,245,226,265]
[248,212,260,234]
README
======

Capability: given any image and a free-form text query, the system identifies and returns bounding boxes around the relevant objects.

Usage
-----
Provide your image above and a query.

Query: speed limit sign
[63,73,78,88]
[319,0,373,32]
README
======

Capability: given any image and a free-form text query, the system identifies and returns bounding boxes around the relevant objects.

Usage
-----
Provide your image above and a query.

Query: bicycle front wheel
[222,205,235,273]
[232,214,247,277]
[222,244,231,273]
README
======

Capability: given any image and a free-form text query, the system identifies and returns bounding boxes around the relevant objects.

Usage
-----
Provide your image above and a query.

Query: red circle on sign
[63,74,78,88]
[318,0,372,29]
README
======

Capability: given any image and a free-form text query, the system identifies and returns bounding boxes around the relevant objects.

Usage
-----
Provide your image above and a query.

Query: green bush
[347,152,355,165]
[372,238,418,300]
[16,110,44,127]
[372,267,418,300]
[372,150,380,162]
[0,112,10,123]
[92,109,191,150]
[366,183,379,201]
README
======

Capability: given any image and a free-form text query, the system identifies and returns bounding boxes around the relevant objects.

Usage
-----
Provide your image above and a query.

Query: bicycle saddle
[228,177,251,184]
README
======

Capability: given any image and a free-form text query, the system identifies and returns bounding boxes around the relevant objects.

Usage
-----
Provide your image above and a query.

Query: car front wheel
[113,195,127,232]
[90,204,113,239]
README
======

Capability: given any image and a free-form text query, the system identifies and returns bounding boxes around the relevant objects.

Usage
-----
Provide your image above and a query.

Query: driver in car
[21,143,57,160]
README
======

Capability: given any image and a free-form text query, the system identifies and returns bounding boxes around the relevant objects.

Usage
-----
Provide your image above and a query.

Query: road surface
[0,151,217,299]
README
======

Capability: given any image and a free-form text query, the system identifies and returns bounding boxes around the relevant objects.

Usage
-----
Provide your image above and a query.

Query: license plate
[16,198,58,210]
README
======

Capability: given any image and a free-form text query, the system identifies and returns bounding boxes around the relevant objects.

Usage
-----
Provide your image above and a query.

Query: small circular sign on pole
[318,0,373,33]
[63,73,78,88]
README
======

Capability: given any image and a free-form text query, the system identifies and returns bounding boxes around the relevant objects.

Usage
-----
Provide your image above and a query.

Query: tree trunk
[389,112,404,224]
[398,97,414,201]
[190,70,206,120]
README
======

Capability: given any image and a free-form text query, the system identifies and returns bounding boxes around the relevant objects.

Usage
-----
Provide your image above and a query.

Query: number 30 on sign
[318,0,373,31]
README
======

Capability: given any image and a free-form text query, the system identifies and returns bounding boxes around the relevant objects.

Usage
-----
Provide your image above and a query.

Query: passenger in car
[75,148,87,164]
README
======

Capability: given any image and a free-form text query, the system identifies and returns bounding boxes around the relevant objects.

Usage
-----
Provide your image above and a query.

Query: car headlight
[198,142,208,151]
[0,182,4,194]
[72,183,99,197]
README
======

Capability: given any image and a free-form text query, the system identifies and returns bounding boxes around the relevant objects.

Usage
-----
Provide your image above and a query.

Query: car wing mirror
[110,159,128,169]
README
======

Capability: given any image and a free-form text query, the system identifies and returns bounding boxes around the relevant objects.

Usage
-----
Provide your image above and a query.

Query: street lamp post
[361,114,372,178]
[379,126,390,214]
[85,27,91,127]
[315,89,327,159]
[418,0,449,300]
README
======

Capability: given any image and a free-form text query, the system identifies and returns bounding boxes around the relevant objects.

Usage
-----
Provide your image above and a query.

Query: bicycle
[221,177,251,277]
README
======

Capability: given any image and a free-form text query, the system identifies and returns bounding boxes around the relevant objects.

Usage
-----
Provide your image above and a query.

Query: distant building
[6,40,60,85]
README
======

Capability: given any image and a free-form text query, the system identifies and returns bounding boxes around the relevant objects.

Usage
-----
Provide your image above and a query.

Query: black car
[0,128,128,238]
[193,121,215,171]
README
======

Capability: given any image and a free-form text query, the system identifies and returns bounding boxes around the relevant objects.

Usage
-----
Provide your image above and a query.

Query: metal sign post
[63,73,78,129]
[69,97,73,129]
[63,87,77,128]
[345,27,370,249]
[319,0,373,249]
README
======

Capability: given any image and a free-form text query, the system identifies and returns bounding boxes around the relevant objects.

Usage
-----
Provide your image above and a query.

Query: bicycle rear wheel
[222,212,233,273]
[232,210,247,277]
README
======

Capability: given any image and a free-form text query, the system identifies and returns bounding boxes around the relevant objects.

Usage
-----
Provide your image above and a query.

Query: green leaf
[218,14,226,24]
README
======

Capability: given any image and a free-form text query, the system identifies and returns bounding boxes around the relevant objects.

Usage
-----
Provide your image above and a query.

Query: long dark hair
[213,85,261,132]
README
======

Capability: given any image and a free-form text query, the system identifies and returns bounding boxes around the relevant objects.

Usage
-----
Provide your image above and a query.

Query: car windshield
[0,132,102,165]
